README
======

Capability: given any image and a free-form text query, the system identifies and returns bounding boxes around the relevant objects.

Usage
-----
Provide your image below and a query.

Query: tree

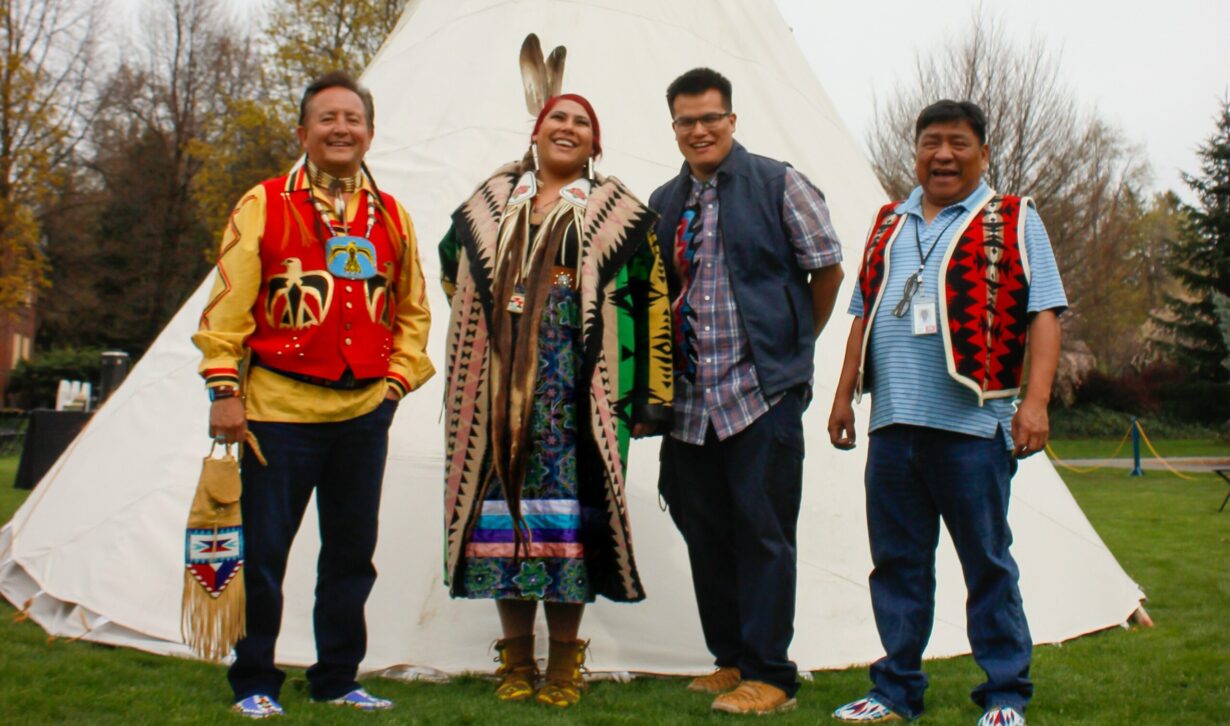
[34,0,413,355]
[1214,292,1230,377]
[37,0,255,353]
[1152,98,1230,381]
[193,0,408,243]
[0,0,98,314]
[867,13,1088,203]
[1039,120,1154,372]
[265,0,407,97]
[1133,191,1186,315]
[867,11,1154,374]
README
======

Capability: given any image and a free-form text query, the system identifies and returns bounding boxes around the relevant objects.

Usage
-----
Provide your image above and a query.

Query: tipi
[0,0,1143,676]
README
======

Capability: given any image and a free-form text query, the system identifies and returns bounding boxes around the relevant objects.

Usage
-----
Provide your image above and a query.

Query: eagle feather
[519,34,548,116]
[545,46,566,98]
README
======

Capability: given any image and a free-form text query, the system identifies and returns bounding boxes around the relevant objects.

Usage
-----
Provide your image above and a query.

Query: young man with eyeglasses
[648,67,844,716]
[826,100,1066,726]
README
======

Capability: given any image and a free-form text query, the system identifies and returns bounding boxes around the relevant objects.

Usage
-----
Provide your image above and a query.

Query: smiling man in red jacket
[193,71,433,719]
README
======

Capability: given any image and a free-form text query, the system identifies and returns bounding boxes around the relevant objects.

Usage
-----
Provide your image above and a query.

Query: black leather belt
[253,357,381,390]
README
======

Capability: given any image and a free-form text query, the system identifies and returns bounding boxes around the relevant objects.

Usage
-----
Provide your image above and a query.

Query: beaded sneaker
[710,680,797,715]
[231,694,285,719]
[978,706,1025,726]
[832,696,902,722]
[687,666,741,694]
[325,688,394,711]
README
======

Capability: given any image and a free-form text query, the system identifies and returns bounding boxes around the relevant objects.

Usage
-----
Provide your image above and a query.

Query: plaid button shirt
[671,167,843,445]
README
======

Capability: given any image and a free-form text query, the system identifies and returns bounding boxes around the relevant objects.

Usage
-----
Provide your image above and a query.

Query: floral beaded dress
[459,223,595,603]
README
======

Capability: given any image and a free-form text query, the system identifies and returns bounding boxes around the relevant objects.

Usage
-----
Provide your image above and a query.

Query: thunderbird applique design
[364,262,395,326]
[266,258,334,329]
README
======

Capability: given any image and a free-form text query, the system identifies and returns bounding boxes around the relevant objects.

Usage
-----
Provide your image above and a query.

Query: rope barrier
[1046,419,1203,480]
[1046,426,1132,473]
[1134,422,1197,481]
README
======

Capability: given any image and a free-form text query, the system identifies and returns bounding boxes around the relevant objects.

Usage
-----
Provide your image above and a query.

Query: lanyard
[913,214,960,281]
[893,211,961,317]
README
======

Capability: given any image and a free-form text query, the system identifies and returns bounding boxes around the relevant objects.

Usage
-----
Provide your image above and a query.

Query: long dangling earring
[586,156,594,181]
[531,141,540,171]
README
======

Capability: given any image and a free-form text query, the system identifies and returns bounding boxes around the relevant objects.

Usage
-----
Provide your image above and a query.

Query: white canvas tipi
[0,0,1143,676]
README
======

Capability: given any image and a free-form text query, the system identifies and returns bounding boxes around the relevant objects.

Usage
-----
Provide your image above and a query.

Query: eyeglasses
[671,112,731,132]
[891,271,922,318]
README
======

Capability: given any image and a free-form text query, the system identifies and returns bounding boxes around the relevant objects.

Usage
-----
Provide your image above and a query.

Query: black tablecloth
[13,410,92,490]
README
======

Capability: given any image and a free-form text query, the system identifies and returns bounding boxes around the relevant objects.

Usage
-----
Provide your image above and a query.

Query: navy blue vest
[648,141,815,397]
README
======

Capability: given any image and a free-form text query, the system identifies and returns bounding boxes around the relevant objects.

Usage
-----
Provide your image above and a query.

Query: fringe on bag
[182,566,246,661]
[181,432,265,660]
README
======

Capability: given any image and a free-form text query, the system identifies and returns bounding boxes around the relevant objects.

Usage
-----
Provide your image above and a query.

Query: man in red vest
[828,101,1066,726]
[193,71,434,719]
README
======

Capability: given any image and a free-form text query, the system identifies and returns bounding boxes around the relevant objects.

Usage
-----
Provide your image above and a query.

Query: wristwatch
[208,386,239,402]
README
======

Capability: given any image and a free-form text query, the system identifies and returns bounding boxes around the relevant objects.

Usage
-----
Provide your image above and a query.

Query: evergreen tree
[1153,98,1230,381]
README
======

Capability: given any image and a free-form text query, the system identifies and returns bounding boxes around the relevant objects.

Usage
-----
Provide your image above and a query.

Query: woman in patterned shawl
[438,94,673,707]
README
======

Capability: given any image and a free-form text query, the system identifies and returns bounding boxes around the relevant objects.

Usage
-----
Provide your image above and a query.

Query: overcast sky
[776,0,1230,200]
[119,0,1229,199]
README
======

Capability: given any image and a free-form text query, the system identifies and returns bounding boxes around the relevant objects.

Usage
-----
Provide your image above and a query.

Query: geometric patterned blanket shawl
[856,192,1032,405]
[439,162,672,602]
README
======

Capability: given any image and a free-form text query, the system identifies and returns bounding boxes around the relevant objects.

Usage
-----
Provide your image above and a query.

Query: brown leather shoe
[711,680,797,715]
[687,666,742,694]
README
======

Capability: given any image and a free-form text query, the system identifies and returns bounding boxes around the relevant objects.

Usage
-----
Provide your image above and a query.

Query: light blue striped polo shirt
[848,181,1068,448]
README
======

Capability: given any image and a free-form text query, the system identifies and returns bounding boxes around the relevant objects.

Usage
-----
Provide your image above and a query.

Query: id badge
[912,295,938,336]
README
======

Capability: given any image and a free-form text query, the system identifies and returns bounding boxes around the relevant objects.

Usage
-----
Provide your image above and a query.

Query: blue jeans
[864,425,1032,718]
[659,390,806,697]
[228,398,397,701]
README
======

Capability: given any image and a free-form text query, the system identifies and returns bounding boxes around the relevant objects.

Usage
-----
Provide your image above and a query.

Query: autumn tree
[193,0,408,241]
[1133,191,1186,315]
[1036,120,1153,372]
[37,0,413,354]
[265,0,406,91]
[37,0,256,352]
[867,11,1153,373]
[0,0,98,314]
[1152,98,1230,381]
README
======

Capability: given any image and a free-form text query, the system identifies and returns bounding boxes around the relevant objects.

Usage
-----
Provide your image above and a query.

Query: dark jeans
[228,398,398,702]
[864,424,1032,718]
[659,391,805,697]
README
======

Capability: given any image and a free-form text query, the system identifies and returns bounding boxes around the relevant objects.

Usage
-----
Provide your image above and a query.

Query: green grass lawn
[1048,437,1230,460]
[1,448,1228,724]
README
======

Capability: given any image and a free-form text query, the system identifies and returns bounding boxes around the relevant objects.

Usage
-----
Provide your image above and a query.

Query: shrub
[6,347,103,410]
[1051,405,1137,438]
[1051,404,1224,439]
[1155,381,1230,427]
[1067,361,1228,433]
[1074,371,1154,413]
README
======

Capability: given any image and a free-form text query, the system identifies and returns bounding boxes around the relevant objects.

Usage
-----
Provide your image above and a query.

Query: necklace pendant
[325,236,378,280]
[507,284,526,314]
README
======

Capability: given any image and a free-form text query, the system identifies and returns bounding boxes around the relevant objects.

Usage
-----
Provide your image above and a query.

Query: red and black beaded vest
[856,192,1033,405]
